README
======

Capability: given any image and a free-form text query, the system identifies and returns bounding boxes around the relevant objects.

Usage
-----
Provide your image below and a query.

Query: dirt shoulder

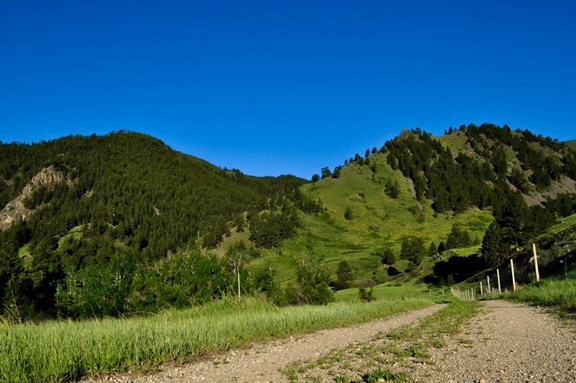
[82,304,445,383]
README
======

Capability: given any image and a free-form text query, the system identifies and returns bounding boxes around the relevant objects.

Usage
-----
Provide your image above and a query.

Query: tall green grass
[0,296,434,383]
[507,274,576,312]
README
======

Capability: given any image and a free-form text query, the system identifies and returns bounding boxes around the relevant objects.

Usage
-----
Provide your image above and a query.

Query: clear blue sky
[1,1,575,178]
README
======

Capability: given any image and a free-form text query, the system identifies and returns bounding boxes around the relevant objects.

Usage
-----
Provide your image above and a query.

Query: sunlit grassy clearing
[0,296,436,383]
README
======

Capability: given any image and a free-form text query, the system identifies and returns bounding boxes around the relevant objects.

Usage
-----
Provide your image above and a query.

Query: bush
[344,207,353,220]
[358,287,375,302]
[381,249,397,265]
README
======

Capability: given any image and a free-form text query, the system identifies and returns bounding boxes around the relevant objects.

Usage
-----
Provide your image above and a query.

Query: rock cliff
[0,166,66,231]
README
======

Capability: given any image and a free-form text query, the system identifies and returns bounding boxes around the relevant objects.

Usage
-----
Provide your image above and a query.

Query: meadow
[0,291,443,383]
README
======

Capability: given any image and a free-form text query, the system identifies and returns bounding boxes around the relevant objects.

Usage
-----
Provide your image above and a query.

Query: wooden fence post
[511,258,516,292]
[480,281,483,295]
[497,268,502,294]
[487,275,491,294]
[532,243,540,282]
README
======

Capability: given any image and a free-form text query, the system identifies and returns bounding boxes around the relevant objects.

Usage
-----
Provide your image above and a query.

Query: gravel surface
[83,300,576,383]
[81,304,444,383]
[411,300,576,383]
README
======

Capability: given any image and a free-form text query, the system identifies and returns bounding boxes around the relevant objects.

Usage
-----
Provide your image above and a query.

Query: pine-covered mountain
[0,132,305,318]
[1,124,575,320]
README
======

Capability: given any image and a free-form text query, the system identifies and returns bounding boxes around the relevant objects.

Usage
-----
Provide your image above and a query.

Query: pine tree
[335,260,353,290]
[481,222,509,267]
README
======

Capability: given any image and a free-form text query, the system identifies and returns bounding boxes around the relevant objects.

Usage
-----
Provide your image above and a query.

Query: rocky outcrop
[0,166,66,231]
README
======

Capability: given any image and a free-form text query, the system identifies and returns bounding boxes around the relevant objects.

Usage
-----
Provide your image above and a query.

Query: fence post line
[532,243,540,282]
[497,268,502,294]
[511,258,517,292]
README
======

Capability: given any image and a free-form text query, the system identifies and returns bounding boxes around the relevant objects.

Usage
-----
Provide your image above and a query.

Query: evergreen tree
[381,249,397,265]
[344,207,353,220]
[400,237,426,267]
[481,222,509,267]
[335,260,353,290]
[332,165,343,179]
[321,167,332,179]
[446,224,472,249]
[384,180,401,199]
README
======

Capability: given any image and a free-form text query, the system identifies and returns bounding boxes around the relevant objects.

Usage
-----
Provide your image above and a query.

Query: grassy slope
[254,151,492,284]
[333,281,441,302]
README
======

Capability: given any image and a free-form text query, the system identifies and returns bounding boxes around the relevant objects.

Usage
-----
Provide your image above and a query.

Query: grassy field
[543,212,576,236]
[505,272,576,312]
[0,295,442,383]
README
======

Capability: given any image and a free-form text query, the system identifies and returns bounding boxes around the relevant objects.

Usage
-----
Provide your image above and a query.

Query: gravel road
[412,300,576,382]
[82,304,444,383]
[83,300,576,383]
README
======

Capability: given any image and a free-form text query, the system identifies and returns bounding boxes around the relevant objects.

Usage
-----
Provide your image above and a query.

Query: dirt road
[412,300,576,382]
[84,300,576,382]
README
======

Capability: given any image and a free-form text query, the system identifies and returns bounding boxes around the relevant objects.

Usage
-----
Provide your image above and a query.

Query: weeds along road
[84,301,576,383]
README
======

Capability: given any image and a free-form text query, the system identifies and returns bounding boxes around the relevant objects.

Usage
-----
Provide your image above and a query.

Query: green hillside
[257,124,576,289]
[253,152,492,285]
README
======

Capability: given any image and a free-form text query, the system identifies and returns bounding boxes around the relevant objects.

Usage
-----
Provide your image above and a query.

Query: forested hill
[0,131,306,252]
[0,132,307,318]
[386,124,576,212]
